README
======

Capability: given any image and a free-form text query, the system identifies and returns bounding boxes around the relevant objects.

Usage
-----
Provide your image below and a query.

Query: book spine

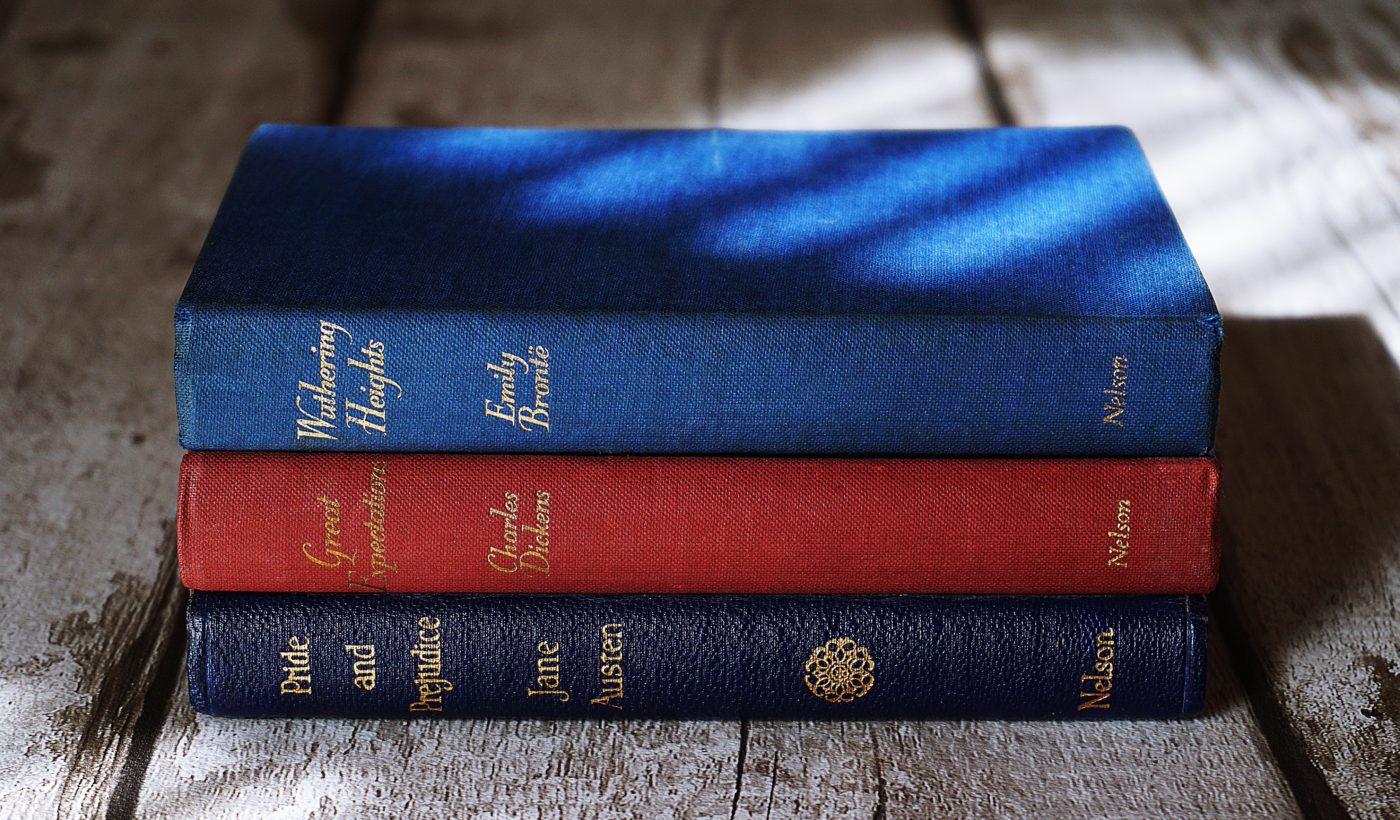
[174,303,1220,455]
[187,592,1207,719]
[178,453,1219,594]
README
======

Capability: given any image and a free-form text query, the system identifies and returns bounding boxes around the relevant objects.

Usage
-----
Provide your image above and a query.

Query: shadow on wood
[1216,315,1400,817]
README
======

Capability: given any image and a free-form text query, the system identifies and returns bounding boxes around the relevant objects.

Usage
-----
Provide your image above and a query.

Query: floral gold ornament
[803,637,875,703]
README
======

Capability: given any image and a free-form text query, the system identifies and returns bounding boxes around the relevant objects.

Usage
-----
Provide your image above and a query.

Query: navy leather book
[187,593,1207,719]
[175,125,1219,455]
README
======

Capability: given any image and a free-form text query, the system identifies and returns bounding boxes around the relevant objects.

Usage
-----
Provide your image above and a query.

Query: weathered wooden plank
[347,0,722,128]
[0,0,335,816]
[1217,317,1400,819]
[714,0,992,127]
[976,0,1400,349]
[139,702,747,818]
[974,0,1400,815]
[130,2,1299,818]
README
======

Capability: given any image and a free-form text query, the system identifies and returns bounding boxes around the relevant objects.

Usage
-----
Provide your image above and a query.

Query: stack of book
[175,125,1219,719]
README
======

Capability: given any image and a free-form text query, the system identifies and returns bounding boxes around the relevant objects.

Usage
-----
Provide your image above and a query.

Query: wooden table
[3,1,1397,816]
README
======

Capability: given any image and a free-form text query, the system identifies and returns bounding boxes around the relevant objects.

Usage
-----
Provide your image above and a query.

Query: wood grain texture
[0,0,330,816]
[348,0,722,128]
[1217,317,1400,819]
[974,0,1400,815]
[975,0,1400,350]
[713,0,990,128]
[129,2,1298,817]
[140,699,747,818]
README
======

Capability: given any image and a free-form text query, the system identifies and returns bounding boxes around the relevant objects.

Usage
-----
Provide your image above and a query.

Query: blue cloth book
[175,125,1219,454]
[187,592,1207,719]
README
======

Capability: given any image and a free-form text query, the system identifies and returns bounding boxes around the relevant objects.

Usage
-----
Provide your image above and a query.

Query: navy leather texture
[175,125,1220,455]
[188,592,1208,720]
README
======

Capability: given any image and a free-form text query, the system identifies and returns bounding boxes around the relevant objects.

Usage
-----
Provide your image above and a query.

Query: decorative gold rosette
[803,637,875,703]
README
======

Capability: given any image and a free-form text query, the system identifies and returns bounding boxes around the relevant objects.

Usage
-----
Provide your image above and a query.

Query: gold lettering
[484,399,515,423]
[520,489,552,574]
[488,545,520,573]
[346,460,395,591]
[1077,628,1117,711]
[294,393,338,440]
[408,615,453,713]
[517,405,549,432]
[301,495,351,569]
[590,622,624,710]
[292,320,352,439]
[1078,689,1112,710]
[527,639,570,701]
[345,644,377,691]
[483,346,554,433]
[344,400,387,434]
[1101,355,1129,427]
[347,340,404,419]
[279,635,312,695]
[487,490,553,576]
[1107,499,1131,568]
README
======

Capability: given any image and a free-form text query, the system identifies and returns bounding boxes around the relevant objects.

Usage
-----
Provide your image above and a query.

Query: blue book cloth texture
[175,125,1219,455]
[187,592,1207,719]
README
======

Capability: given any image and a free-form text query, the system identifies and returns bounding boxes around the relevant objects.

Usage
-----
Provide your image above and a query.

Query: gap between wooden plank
[702,0,739,124]
[1212,569,1350,820]
[727,718,750,820]
[54,524,185,819]
[316,0,377,124]
[946,0,1014,125]
[78,3,383,815]
[104,586,189,820]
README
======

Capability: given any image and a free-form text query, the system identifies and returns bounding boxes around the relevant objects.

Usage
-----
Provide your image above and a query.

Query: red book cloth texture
[178,453,1219,594]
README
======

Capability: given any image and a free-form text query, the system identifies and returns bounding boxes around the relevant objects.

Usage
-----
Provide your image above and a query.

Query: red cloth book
[177,453,1219,594]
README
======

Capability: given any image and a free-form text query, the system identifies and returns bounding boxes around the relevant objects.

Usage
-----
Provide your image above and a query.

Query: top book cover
[175,125,1219,455]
